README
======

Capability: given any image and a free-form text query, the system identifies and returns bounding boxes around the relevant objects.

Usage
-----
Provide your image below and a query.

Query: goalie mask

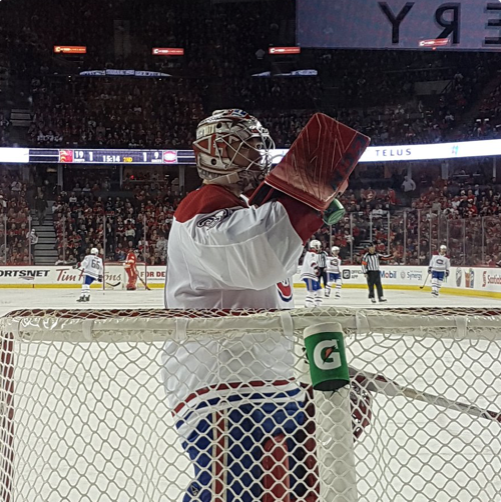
[193,109,275,191]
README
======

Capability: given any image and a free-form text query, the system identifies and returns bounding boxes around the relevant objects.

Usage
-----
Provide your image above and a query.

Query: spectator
[35,192,48,225]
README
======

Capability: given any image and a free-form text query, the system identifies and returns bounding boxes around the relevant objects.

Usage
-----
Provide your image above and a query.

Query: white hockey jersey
[300,251,319,280]
[163,184,318,438]
[326,255,342,274]
[80,254,103,279]
[429,254,450,272]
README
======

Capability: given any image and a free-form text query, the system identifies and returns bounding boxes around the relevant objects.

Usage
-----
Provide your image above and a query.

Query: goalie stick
[349,367,501,423]
[138,275,151,291]
[72,266,118,288]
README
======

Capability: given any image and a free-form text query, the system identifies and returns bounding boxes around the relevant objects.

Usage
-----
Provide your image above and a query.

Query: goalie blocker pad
[250,113,370,212]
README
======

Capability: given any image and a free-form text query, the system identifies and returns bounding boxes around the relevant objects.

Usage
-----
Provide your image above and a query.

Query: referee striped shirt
[317,251,327,268]
[361,252,392,272]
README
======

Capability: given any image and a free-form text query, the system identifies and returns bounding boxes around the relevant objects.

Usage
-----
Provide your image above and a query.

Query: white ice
[1,286,499,316]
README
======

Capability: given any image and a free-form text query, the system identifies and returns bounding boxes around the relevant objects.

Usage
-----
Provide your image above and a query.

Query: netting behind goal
[1,308,500,502]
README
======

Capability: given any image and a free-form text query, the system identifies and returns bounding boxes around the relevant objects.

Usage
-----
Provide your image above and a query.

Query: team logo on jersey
[197,209,231,228]
[277,279,293,302]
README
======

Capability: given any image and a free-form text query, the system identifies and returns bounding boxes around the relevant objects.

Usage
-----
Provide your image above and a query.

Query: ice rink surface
[1,286,500,315]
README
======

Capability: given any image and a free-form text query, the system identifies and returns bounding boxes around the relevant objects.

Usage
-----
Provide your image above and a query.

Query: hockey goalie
[123,249,138,290]
[163,109,370,501]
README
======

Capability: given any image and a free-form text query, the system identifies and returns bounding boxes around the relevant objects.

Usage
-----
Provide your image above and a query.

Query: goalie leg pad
[181,402,316,501]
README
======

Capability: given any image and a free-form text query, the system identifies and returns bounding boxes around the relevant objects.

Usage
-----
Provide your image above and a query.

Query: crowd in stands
[29,77,206,149]
[2,1,501,266]
[2,161,501,268]
[52,174,180,266]
[0,171,32,265]
[0,0,498,149]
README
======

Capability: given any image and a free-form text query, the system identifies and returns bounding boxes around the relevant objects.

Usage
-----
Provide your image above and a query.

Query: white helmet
[332,246,340,254]
[193,109,275,191]
[440,245,447,254]
[309,239,321,251]
[90,248,99,255]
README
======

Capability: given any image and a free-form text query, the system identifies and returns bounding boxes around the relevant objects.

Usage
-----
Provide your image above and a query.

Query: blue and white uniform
[428,249,450,297]
[300,245,322,307]
[77,251,103,302]
[164,183,321,501]
[326,251,342,298]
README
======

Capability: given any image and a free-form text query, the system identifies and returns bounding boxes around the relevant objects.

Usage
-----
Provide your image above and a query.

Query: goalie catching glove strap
[249,113,370,214]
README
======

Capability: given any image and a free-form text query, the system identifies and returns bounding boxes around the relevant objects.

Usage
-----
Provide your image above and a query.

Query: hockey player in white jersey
[300,239,322,306]
[428,245,450,297]
[74,248,103,302]
[163,109,369,501]
[326,246,342,298]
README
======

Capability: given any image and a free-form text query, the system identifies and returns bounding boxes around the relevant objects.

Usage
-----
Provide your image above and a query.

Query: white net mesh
[1,307,500,502]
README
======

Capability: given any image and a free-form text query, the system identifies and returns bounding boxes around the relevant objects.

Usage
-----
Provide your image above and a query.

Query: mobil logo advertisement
[380,270,398,279]
[482,271,501,288]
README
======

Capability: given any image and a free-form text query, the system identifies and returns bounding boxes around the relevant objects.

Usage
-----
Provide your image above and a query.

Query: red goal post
[1,307,500,501]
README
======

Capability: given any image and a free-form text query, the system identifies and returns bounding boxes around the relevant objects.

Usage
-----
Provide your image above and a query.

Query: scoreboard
[27,148,197,165]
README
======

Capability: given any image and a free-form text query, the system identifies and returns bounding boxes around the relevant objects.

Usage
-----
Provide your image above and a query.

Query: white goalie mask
[193,109,275,191]
[309,240,322,251]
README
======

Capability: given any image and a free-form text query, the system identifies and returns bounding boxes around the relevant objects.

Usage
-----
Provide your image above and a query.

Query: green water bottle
[304,322,350,392]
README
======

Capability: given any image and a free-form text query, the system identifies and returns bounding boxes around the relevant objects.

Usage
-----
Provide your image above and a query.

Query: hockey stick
[349,367,501,423]
[105,281,121,288]
[419,273,430,289]
[138,275,151,291]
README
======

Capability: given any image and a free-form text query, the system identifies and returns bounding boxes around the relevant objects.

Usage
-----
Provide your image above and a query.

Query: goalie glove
[249,113,370,213]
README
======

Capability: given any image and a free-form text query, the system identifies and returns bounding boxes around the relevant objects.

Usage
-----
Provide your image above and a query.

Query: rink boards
[0,264,500,299]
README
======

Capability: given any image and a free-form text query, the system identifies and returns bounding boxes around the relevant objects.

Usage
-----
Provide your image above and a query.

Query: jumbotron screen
[297,0,501,51]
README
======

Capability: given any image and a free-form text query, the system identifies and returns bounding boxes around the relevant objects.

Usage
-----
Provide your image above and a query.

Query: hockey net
[0,307,500,502]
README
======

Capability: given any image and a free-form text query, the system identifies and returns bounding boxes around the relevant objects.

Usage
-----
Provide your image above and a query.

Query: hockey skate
[371,298,376,304]
[379,298,387,303]
[77,295,90,303]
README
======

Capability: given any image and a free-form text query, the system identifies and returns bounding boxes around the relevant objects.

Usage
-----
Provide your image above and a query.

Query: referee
[317,246,328,293]
[361,243,392,303]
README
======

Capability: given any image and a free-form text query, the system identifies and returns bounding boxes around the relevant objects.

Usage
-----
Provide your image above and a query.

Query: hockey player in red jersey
[163,109,369,501]
[123,249,138,290]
